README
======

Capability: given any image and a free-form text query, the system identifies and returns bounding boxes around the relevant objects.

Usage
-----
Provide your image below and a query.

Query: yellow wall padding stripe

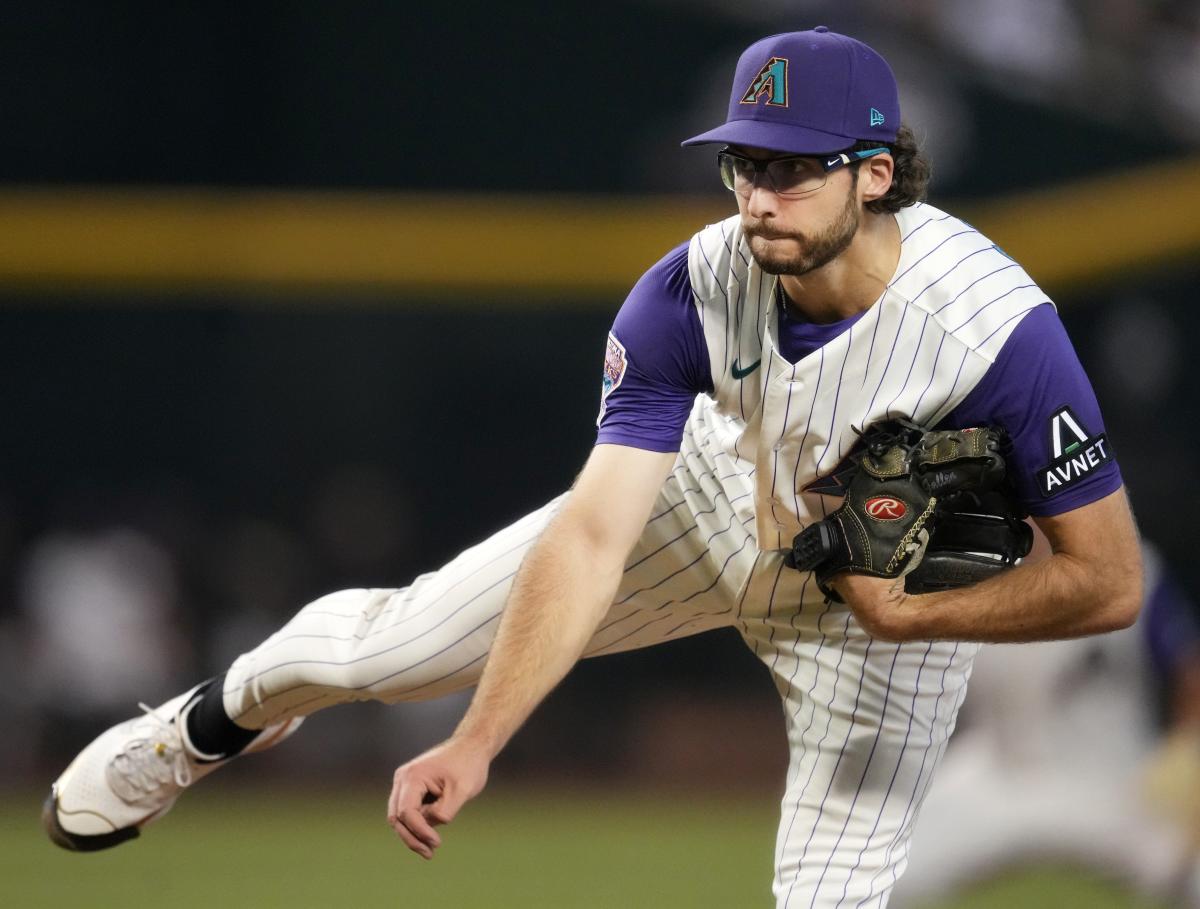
[0,156,1196,300]
[0,190,729,298]
[966,156,1200,292]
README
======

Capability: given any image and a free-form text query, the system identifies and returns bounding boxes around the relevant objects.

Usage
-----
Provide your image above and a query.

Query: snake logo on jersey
[803,451,860,497]
[740,56,788,107]
[1037,406,1113,497]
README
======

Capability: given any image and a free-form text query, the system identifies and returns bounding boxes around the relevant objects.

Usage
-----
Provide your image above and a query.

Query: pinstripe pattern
[687,202,1051,553]
[212,201,1048,908]
[737,578,976,908]
[676,201,1044,906]
[859,644,974,907]
[224,423,759,728]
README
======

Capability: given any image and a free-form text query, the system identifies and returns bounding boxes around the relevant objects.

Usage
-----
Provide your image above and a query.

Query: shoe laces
[106,703,194,805]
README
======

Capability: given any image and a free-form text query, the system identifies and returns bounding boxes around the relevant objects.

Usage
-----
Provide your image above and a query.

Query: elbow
[1088,552,1144,634]
[1095,590,1141,633]
[550,507,632,576]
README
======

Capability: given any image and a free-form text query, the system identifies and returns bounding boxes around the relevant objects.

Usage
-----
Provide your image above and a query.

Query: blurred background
[2,1,1199,906]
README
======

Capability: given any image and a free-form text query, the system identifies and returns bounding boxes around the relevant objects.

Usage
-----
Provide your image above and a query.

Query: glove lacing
[883,496,938,575]
[851,419,927,467]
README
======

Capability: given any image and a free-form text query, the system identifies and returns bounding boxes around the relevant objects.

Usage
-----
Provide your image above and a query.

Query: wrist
[450,720,507,761]
[830,573,914,640]
[888,587,956,641]
[882,589,923,641]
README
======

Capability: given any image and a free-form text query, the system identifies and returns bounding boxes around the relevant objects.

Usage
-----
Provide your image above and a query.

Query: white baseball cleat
[42,686,303,852]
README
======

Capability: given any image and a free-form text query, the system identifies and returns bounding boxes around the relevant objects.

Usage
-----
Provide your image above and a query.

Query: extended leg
[45,449,755,852]
[42,496,564,852]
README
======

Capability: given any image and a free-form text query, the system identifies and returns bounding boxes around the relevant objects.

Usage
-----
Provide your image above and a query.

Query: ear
[859,154,894,204]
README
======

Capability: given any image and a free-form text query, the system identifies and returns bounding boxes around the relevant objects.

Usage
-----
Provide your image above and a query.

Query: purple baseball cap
[682,27,900,155]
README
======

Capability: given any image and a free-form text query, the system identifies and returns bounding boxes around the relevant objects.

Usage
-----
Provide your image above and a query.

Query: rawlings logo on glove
[786,421,1033,601]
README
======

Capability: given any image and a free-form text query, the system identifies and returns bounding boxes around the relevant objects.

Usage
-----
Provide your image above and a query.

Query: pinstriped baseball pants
[221,444,975,908]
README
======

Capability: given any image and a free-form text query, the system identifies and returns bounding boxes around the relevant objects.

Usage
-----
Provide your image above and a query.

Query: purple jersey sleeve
[940,303,1122,516]
[594,242,713,453]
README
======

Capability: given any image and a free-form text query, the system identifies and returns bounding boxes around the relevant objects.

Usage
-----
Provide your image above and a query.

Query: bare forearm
[894,550,1139,642]
[836,489,1143,643]
[452,514,623,758]
[387,445,675,859]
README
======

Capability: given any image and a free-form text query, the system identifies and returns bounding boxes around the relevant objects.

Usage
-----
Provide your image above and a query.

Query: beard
[743,183,860,277]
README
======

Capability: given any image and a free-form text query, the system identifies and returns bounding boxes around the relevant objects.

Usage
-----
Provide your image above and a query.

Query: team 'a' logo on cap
[1036,406,1113,497]
[740,57,788,107]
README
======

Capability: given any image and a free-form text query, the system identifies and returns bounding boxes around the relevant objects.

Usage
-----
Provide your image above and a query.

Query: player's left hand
[829,572,910,639]
[387,736,491,859]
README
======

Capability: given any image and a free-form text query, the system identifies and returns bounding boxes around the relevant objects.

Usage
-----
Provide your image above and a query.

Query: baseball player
[44,28,1142,908]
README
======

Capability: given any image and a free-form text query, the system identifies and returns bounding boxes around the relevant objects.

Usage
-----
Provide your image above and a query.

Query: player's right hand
[387,737,490,859]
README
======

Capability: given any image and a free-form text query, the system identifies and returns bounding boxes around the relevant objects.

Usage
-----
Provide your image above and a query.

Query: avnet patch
[1037,406,1113,497]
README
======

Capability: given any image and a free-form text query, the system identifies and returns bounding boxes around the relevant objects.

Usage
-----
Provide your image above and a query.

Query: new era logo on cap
[870,108,885,126]
[740,57,789,107]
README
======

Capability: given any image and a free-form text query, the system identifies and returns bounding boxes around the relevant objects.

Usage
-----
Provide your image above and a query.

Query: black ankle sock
[184,673,258,760]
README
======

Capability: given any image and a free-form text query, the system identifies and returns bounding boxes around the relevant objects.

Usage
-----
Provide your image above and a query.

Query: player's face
[732,146,861,277]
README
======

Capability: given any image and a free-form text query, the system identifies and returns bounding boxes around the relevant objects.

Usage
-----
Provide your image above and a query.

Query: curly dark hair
[847,124,931,214]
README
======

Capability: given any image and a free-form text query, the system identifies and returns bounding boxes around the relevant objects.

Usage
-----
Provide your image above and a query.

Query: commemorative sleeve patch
[596,331,629,426]
[1037,405,1113,497]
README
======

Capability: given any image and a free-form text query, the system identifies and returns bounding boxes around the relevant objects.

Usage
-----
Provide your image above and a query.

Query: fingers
[385,740,490,858]
[422,786,467,827]
[395,804,442,858]
[387,771,444,859]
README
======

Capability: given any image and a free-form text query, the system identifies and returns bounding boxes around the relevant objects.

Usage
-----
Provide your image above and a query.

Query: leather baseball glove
[787,421,1033,600]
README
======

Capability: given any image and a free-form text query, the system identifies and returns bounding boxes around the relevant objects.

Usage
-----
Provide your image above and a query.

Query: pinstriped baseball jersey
[212,197,1119,909]
[686,202,1051,550]
[48,25,1134,909]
